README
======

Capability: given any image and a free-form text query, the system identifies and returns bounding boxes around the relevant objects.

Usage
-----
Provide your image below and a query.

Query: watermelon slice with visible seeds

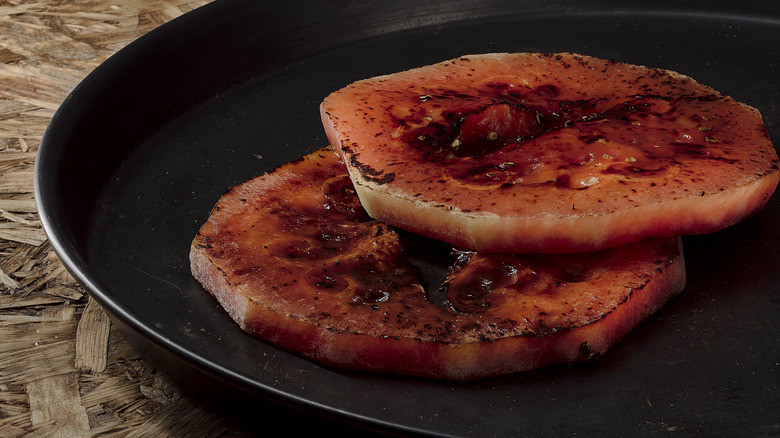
[190,147,686,381]
[320,52,779,253]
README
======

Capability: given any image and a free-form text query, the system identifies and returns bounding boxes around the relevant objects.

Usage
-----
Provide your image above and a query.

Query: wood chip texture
[0,1,256,436]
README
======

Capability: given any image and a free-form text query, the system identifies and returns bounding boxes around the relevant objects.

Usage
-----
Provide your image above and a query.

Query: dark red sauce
[388,86,734,189]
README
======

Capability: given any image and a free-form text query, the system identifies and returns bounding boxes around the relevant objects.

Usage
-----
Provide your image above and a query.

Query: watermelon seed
[580,342,600,361]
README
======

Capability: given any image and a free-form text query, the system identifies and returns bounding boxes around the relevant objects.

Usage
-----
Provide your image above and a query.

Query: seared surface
[190,147,686,380]
[321,52,779,253]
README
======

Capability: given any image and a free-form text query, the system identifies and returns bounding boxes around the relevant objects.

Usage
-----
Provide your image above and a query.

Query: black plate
[35,1,780,436]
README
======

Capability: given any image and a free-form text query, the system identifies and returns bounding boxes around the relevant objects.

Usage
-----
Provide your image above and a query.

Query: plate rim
[33,1,780,435]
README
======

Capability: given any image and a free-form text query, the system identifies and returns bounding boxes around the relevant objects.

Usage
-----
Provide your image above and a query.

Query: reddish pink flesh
[190,147,686,380]
[320,53,779,253]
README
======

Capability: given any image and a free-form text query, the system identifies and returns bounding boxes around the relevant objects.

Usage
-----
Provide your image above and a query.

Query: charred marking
[350,154,396,185]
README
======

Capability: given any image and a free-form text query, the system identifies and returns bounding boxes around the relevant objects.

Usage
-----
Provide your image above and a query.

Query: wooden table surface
[0,1,375,436]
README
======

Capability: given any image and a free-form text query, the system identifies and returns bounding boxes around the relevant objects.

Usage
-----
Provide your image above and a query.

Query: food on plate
[190,147,686,381]
[320,52,779,253]
[191,52,777,380]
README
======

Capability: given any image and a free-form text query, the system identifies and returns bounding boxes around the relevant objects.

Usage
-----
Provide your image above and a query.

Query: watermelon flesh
[190,147,686,381]
[189,52,776,380]
[320,53,779,253]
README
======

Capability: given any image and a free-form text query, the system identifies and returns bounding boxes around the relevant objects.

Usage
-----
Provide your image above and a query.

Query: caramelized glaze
[321,52,779,253]
[190,147,686,380]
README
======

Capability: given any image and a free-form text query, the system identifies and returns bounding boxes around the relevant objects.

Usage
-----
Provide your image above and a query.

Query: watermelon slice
[320,52,779,253]
[190,147,686,381]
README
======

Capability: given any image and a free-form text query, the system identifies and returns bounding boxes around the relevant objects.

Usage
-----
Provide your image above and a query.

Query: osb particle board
[0,1,244,436]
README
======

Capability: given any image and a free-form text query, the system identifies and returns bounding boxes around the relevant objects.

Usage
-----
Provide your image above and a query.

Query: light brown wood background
[0,1,266,436]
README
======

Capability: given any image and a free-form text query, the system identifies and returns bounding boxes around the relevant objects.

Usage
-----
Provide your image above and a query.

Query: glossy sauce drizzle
[392,83,732,190]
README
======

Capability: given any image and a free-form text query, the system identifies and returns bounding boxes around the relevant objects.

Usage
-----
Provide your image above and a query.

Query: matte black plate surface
[35,1,780,436]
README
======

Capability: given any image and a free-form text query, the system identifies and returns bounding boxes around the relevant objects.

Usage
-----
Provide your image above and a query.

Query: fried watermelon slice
[320,52,779,253]
[190,147,686,381]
